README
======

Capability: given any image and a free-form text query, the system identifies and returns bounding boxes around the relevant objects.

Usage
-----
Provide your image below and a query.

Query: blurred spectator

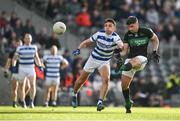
[161,17,180,42]
[46,0,60,19]
[166,73,180,98]
[8,31,17,50]
[72,56,83,82]
[175,0,180,18]
[23,19,36,42]
[91,9,103,28]
[58,0,68,14]
[172,17,180,41]
[63,49,73,69]
[64,72,74,89]
[0,11,8,36]
[114,2,130,21]
[36,27,48,48]
[66,0,81,15]
[131,78,149,106]
[146,7,159,25]
[45,32,61,49]
[13,18,24,39]
[0,35,7,54]
[75,7,92,27]
[10,11,18,28]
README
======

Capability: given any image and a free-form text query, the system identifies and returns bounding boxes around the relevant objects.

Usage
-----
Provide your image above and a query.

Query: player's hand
[11,66,18,73]
[114,48,122,62]
[152,50,160,63]
[72,49,80,56]
[39,66,44,72]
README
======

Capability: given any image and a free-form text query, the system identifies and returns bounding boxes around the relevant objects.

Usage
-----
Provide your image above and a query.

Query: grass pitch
[0,106,179,121]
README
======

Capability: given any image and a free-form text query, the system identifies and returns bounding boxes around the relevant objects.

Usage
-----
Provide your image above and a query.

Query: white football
[53,21,66,35]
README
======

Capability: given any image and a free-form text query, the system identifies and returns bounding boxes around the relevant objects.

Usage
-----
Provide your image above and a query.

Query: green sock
[125,98,131,108]
[123,89,132,109]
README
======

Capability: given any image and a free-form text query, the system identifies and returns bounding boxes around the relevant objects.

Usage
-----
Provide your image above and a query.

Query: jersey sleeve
[114,35,123,46]
[145,28,154,39]
[34,45,38,52]
[89,32,99,42]
[123,33,129,43]
[59,56,66,63]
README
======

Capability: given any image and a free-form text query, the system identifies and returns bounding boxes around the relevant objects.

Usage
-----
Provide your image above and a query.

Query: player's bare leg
[121,57,142,113]
[44,86,51,107]
[25,79,31,96]
[72,70,90,108]
[97,65,110,111]
[19,78,27,108]
[11,79,18,107]
[51,84,59,106]
[28,75,36,108]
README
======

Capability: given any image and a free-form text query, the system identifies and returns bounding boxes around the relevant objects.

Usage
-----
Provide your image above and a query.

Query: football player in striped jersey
[72,18,123,111]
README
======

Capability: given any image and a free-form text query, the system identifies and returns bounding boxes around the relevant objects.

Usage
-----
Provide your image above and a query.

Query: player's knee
[131,58,141,67]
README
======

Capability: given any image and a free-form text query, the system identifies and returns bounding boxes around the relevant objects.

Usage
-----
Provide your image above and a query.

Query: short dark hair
[126,16,138,25]
[104,18,116,26]
[15,38,22,43]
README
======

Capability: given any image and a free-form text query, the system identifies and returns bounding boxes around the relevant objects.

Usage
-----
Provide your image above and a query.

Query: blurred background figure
[43,45,68,107]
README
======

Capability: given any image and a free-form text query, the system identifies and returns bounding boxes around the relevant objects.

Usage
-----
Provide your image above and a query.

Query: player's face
[51,46,58,55]
[128,22,139,33]
[104,22,115,35]
[24,34,32,44]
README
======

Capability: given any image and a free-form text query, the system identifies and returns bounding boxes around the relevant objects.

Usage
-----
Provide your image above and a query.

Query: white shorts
[45,77,60,86]
[18,67,36,82]
[122,56,148,78]
[11,73,20,81]
[83,55,110,73]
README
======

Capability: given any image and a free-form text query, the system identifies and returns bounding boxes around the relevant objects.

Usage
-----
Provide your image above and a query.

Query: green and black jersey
[123,27,154,58]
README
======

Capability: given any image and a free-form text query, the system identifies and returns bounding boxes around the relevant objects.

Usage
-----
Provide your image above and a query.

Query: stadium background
[0,0,180,107]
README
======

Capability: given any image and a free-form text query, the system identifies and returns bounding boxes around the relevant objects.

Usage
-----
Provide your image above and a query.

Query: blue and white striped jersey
[90,30,122,61]
[16,45,37,68]
[43,55,66,78]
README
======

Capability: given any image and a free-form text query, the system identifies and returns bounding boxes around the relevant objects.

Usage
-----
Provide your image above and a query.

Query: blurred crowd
[20,0,180,42]
[0,0,180,107]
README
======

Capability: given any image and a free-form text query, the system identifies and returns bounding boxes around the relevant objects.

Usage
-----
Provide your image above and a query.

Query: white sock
[44,101,48,105]
[97,99,103,105]
[52,101,56,105]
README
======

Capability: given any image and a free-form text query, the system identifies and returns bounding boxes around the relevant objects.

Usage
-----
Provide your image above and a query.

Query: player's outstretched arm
[35,52,43,68]
[72,38,93,56]
[78,38,94,49]
[61,59,69,69]
[150,33,160,63]
[150,33,159,52]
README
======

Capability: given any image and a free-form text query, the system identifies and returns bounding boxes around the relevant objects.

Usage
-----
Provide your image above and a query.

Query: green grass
[0,106,179,121]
